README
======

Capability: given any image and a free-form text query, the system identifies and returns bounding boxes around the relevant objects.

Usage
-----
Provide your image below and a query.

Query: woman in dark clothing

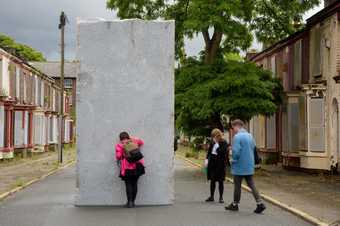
[205,128,230,203]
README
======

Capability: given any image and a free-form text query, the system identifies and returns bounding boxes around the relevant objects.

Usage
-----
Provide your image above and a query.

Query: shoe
[225,203,239,211]
[205,197,214,202]
[219,198,224,203]
[126,201,134,208]
[254,203,266,214]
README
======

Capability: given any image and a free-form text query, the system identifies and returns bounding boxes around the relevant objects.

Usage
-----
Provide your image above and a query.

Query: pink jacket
[115,137,144,177]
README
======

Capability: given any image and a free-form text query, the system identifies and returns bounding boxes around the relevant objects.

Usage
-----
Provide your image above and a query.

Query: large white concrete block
[76,19,175,206]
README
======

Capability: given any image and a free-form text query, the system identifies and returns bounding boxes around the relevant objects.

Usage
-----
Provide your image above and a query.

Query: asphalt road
[0,159,312,226]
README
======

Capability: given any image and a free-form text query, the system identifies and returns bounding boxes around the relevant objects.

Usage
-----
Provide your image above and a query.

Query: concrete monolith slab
[76,19,175,206]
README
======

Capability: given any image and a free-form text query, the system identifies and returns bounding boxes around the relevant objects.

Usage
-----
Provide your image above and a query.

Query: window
[311,25,322,77]
[287,97,299,152]
[16,67,20,99]
[0,58,2,88]
[299,96,307,150]
[308,97,325,152]
[271,56,276,77]
[266,115,276,149]
[64,79,73,89]
[293,40,302,88]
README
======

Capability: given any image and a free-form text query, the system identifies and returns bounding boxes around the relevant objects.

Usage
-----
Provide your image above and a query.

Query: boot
[254,203,266,214]
[126,200,134,208]
[225,203,239,211]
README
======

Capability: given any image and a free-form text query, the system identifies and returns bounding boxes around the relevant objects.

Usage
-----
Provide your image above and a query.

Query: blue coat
[231,129,256,176]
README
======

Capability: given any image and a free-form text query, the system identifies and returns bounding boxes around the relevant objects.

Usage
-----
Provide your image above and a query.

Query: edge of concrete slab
[177,155,330,226]
[0,160,76,201]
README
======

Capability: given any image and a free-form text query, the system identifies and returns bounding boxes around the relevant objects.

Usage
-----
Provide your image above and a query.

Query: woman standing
[205,128,229,203]
[115,132,145,208]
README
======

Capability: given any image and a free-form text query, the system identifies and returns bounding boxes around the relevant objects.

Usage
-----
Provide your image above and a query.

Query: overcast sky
[0,0,324,61]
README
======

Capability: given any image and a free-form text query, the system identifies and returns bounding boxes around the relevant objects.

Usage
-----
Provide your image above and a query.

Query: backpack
[123,140,144,163]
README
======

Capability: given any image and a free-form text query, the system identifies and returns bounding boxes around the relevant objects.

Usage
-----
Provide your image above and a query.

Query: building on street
[0,47,73,159]
[249,1,340,171]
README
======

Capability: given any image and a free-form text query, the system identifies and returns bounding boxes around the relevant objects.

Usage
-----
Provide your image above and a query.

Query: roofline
[0,48,56,84]
[250,2,340,62]
[249,29,307,61]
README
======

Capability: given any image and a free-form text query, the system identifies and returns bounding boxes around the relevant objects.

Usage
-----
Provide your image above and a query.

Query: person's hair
[119,131,130,141]
[211,128,224,142]
[231,119,244,128]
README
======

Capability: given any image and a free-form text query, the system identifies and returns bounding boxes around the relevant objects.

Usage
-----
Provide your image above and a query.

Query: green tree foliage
[0,33,45,61]
[176,57,282,136]
[107,0,253,63]
[253,0,320,48]
[107,0,313,136]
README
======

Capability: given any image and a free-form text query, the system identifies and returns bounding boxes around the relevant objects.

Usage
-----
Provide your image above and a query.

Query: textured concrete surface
[0,159,312,226]
[76,19,175,205]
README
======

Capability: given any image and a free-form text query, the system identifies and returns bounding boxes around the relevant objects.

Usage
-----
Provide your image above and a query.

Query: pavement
[0,159,312,226]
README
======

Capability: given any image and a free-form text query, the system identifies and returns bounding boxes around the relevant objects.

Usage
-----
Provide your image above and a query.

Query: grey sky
[0,0,323,60]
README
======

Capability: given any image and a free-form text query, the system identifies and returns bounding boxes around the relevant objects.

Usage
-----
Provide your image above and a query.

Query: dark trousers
[233,175,261,204]
[210,180,224,199]
[124,176,139,202]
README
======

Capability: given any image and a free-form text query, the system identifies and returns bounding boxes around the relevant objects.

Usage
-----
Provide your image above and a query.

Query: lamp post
[58,11,67,164]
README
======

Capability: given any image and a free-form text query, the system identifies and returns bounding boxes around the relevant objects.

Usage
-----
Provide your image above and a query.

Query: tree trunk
[202,29,223,64]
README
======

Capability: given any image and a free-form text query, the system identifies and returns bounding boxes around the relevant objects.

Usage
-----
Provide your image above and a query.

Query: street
[0,159,312,226]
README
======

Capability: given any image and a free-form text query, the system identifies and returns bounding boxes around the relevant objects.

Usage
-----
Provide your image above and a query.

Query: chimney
[324,0,337,7]
[246,49,258,61]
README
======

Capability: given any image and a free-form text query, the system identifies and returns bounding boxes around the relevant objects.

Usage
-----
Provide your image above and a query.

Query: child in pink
[115,131,145,208]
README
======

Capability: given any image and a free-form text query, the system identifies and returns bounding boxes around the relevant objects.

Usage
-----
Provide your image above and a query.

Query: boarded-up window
[252,115,266,148]
[271,56,276,77]
[19,71,24,103]
[16,67,20,99]
[0,58,2,89]
[293,40,302,88]
[275,51,284,79]
[311,25,322,77]
[308,97,325,152]
[35,76,39,105]
[14,111,24,147]
[299,96,307,150]
[288,45,294,90]
[302,35,310,83]
[0,106,4,147]
[282,48,289,91]
[41,81,44,107]
[9,64,16,98]
[266,115,276,149]
[287,97,299,152]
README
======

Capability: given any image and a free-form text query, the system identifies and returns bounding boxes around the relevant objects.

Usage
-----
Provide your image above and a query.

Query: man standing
[225,119,266,214]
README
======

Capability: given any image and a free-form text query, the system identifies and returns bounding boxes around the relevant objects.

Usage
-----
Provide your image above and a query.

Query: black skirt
[120,162,145,180]
[207,155,226,181]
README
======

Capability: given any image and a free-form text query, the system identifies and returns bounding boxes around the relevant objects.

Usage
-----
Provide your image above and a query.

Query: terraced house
[249,0,340,171]
[0,47,73,159]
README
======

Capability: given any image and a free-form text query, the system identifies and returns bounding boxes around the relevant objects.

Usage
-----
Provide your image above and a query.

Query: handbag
[126,149,144,163]
[254,146,261,165]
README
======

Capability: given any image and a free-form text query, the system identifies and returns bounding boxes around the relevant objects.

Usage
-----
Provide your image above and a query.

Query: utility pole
[58,11,67,164]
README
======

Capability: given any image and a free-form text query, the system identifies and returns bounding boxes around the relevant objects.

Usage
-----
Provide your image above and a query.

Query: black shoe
[205,197,214,202]
[225,203,239,211]
[254,203,266,214]
[126,201,134,208]
[219,198,224,203]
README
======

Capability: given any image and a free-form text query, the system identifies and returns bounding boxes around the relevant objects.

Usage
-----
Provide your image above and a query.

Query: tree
[107,0,254,64]
[253,0,320,48]
[107,0,316,137]
[0,33,45,61]
[175,57,282,137]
